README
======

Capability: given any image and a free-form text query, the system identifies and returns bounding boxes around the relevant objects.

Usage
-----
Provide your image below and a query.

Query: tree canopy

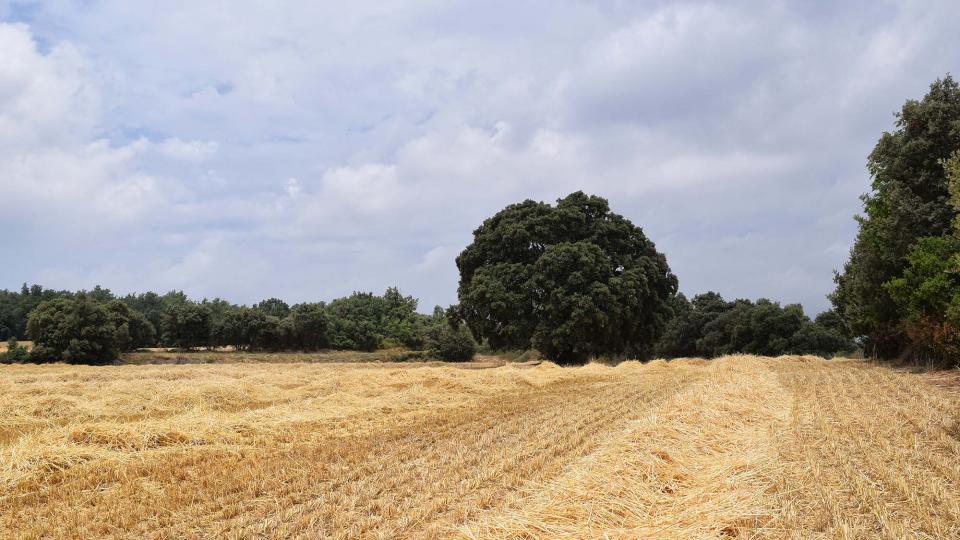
[26,294,120,364]
[656,292,852,359]
[455,191,677,364]
[832,76,960,358]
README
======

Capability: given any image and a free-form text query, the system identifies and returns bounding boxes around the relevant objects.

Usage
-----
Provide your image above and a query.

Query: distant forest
[0,285,474,364]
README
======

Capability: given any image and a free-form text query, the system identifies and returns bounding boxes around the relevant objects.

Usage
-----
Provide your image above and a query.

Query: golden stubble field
[1,356,959,539]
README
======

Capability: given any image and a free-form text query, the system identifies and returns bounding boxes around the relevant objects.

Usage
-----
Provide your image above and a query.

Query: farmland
[1,355,959,538]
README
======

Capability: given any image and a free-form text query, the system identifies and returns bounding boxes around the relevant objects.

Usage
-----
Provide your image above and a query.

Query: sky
[2,1,959,315]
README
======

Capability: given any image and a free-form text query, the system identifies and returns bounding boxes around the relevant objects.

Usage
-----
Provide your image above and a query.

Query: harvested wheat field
[1,356,959,539]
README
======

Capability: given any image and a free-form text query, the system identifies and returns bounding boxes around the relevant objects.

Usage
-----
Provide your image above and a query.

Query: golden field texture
[1,356,959,539]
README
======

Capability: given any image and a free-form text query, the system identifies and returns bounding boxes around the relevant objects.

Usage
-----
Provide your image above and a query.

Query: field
[1,356,959,539]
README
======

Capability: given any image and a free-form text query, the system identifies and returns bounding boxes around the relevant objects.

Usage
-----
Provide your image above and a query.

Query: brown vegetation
[1,356,958,538]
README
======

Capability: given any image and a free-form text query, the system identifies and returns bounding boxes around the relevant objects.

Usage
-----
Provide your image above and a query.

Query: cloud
[2,2,960,315]
[152,137,218,162]
[320,164,400,213]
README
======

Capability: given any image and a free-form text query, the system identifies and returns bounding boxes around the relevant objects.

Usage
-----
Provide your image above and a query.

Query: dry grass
[120,348,427,364]
[1,356,958,538]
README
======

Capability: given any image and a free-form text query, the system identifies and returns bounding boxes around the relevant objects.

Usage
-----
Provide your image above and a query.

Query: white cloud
[153,137,218,161]
[319,164,400,213]
[0,23,97,152]
[285,177,301,199]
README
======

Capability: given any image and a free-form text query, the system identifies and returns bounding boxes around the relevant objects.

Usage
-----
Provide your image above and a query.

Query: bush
[1,337,30,363]
[884,236,960,364]
[429,323,477,361]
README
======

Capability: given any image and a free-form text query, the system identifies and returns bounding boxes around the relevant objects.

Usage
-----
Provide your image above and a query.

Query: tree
[326,293,385,351]
[884,236,960,360]
[87,285,115,304]
[655,292,733,358]
[789,320,855,358]
[287,303,329,350]
[656,292,851,359]
[382,287,426,348]
[456,192,677,364]
[106,300,156,351]
[253,297,291,318]
[26,294,119,364]
[832,76,960,357]
[429,324,477,361]
[160,301,211,349]
[215,306,252,350]
[813,309,850,339]
[0,284,70,340]
[423,307,476,361]
[945,150,960,233]
[121,291,166,345]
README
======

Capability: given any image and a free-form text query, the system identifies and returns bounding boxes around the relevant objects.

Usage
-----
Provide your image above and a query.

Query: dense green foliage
[424,307,477,361]
[656,292,853,359]
[428,323,477,361]
[832,76,960,359]
[0,337,30,364]
[455,192,677,364]
[121,291,183,339]
[26,294,120,364]
[883,236,960,359]
[161,301,213,349]
[106,300,156,351]
[1,282,460,362]
[0,284,70,340]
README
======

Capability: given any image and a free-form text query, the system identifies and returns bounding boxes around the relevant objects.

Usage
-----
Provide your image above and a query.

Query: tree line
[831,75,960,366]
[11,76,950,366]
[654,293,852,359]
[2,189,857,366]
[0,285,476,364]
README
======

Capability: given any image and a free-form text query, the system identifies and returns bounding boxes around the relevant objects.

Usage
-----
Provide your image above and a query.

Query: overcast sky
[2,1,958,314]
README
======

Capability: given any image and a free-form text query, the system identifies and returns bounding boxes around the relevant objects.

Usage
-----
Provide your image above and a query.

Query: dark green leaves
[456,191,677,364]
[832,75,960,357]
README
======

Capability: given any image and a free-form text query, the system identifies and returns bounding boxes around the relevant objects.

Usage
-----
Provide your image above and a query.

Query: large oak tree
[455,192,677,364]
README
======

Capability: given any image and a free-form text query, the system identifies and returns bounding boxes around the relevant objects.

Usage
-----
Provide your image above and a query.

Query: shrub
[429,323,477,361]
[1,337,30,363]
